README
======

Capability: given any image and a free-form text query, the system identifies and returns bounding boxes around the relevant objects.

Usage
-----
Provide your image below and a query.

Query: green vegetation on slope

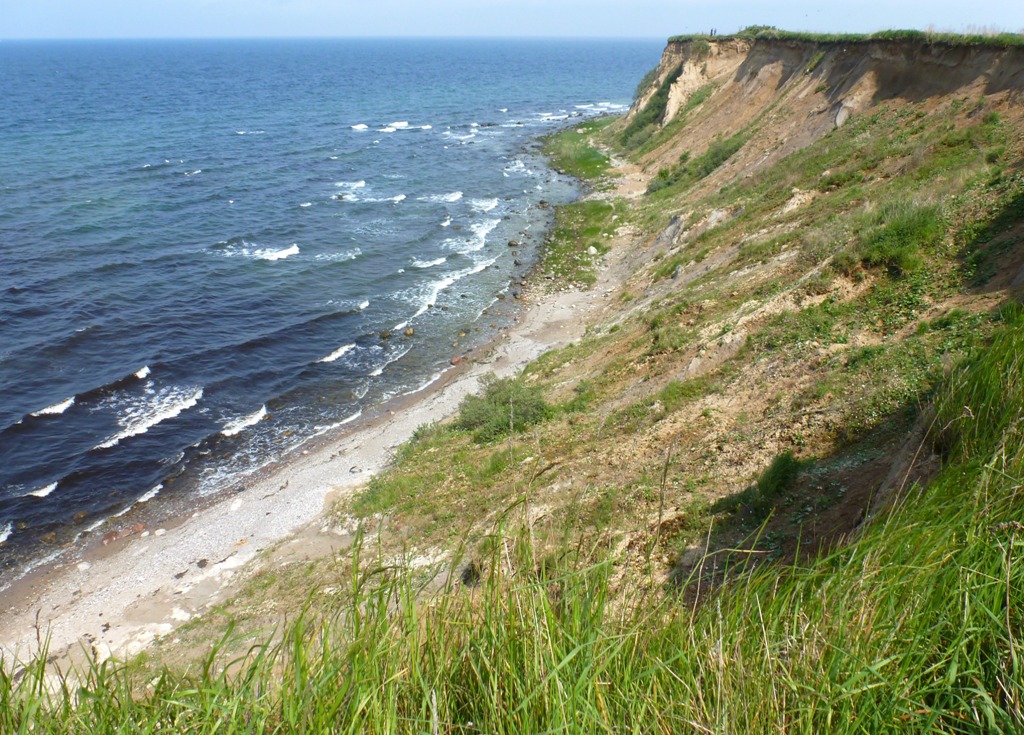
[3,310,1023,732]
[5,33,1024,734]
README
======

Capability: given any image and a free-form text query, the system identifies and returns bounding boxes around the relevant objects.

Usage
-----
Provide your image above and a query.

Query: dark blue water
[0,38,662,582]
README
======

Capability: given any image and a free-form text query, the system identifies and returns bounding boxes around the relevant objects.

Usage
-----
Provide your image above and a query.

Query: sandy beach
[0,228,633,665]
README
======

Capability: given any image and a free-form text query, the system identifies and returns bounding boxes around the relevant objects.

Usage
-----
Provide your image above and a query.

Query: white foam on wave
[358,300,370,311]
[135,366,151,380]
[369,344,412,377]
[420,125,432,130]
[443,130,476,142]
[441,216,452,227]
[504,160,533,176]
[0,523,11,545]
[401,254,497,324]
[138,484,163,503]
[402,370,448,398]
[412,256,446,269]
[27,482,58,498]
[351,124,369,131]
[184,169,203,176]
[442,218,501,255]
[380,126,397,133]
[499,107,509,113]
[300,202,312,208]
[389,121,410,129]
[335,180,366,190]
[257,244,300,261]
[314,248,361,263]
[95,386,203,450]
[471,198,499,213]
[318,343,356,364]
[418,191,463,204]
[221,405,267,436]
[31,396,75,417]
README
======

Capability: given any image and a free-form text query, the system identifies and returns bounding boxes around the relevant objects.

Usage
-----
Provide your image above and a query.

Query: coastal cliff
[627,33,1024,187]
[4,30,1024,733]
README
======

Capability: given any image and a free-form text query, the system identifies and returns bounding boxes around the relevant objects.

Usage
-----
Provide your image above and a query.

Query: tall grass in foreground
[3,311,1024,733]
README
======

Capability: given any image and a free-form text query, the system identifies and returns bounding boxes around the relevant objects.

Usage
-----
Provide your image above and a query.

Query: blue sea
[0,38,662,584]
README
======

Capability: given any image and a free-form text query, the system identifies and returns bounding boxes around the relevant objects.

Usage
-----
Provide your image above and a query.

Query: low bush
[455,374,552,443]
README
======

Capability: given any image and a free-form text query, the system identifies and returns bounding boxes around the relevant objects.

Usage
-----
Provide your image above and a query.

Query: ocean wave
[299,202,312,208]
[399,254,495,323]
[420,125,432,130]
[135,366,151,380]
[184,169,203,176]
[445,218,501,255]
[31,396,75,417]
[335,180,366,189]
[257,244,300,261]
[94,386,204,450]
[470,197,499,213]
[317,343,356,364]
[26,482,57,498]
[235,130,265,135]
[412,256,446,269]
[443,131,476,142]
[441,216,452,227]
[369,344,412,377]
[503,160,533,176]
[217,241,301,261]
[418,191,463,204]
[137,484,163,503]
[388,121,410,129]
[351,124,369,130]
[221,405,267,436]
[0,523,11,545]
[359,194,406,204]
[313,248,361,263]
[380,126,397,133]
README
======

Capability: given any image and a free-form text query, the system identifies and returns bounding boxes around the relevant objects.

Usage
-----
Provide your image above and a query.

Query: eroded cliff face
[629,37,1024,186]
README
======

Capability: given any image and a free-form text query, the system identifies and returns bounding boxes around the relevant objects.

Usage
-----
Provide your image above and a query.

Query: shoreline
[0,232,624,665]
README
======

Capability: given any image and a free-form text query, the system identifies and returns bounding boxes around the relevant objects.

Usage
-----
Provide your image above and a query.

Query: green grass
[620,63,683,150]
[455,373,552,444]
[669,26,1024,47]
[648,131,750,193]
[538,199,622,288]
[6,308,1024,732]
[631,83,717,158]
[542,118,615,180]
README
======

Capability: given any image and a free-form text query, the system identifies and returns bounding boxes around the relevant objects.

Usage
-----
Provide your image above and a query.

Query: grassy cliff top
[669,25,1024,47]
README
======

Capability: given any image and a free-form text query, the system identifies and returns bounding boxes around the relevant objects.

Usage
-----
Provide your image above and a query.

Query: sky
[3,0,1024,40]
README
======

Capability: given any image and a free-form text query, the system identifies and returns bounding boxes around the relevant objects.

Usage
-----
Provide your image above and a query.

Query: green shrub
[859,203,944,276]
[647,132,749,193]
[456,374,552,443]
[621,64,683,149]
